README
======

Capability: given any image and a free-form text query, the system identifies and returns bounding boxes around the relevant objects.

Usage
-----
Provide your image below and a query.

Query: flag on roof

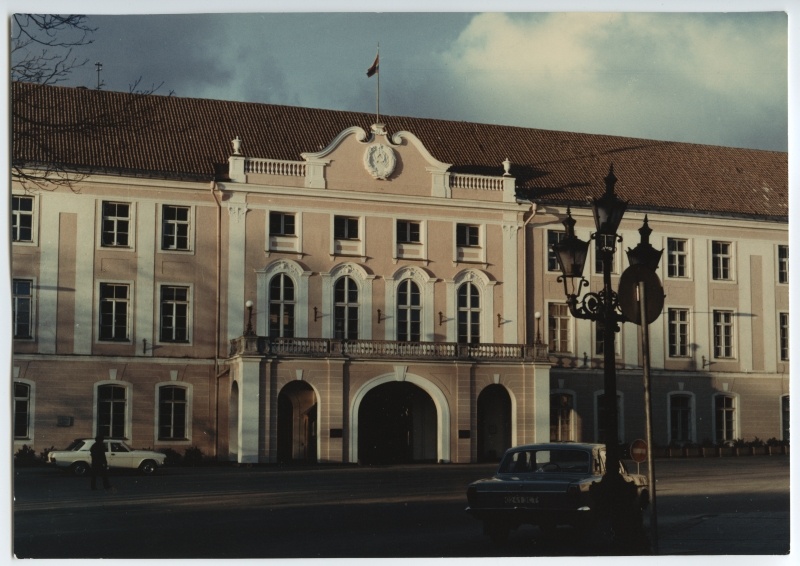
[366,53,379,77]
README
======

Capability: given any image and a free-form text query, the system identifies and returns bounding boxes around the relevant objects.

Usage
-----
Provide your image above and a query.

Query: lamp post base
[590,473,651,555]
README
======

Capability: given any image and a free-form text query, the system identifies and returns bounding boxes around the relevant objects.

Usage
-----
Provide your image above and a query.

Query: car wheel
[71,462,89,477]
[138,460,157,475]
[485,522,510,545]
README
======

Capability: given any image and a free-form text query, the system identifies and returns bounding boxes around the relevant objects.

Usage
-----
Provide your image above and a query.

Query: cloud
[441,12,787,149]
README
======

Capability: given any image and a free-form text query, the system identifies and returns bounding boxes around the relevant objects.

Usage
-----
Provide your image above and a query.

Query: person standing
[90,435,111,490]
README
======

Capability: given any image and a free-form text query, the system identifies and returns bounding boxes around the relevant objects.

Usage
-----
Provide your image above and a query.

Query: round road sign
[618,264,664,325]
[630,439,648,463]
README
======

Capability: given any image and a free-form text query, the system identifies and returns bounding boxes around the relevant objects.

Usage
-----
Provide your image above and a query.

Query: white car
[47,438,166,476]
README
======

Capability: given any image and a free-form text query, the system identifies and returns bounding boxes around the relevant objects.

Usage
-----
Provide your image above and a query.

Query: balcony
[229,336,550,362]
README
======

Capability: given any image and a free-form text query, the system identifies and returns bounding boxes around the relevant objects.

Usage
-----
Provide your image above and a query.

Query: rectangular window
[160,286,189,343]
[780,312,789,361]
[712,241,732,280]
[713,310,734,359]
[668,308,690,357]
[714,395,736,444]
[778,245,789,284]
[594,234,616,274]
[14,382,31,439]
[162,205,190,250]
[99,283,130,341]
[667,238,688,278]
[269,211,296,236]
[11,195,34,242]
[12,279,33,339]
[547,230,565,271]
[548,303,571,353]
[97,384,126,438]
[397,220,421,244]
[159,386,187,440]
[101,201,130,247]
[334,216,359,240]
[456,224,480,247]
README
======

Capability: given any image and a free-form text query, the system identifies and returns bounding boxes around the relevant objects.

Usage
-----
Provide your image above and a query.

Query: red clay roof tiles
[12,81,787,220]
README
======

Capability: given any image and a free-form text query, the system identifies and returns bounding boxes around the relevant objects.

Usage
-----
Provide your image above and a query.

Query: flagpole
[376,43,380,124]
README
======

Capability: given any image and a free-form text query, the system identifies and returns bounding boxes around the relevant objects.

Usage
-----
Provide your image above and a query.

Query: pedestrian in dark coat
[90,435,111,490]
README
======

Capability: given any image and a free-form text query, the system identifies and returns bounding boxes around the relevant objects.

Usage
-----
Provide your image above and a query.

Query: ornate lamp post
[552,165,658,550]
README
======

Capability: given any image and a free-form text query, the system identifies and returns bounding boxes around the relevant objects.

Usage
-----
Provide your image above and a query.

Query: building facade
[11,82,788,464]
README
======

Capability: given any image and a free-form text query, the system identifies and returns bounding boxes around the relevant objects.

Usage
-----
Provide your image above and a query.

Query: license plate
[504,495,539,505]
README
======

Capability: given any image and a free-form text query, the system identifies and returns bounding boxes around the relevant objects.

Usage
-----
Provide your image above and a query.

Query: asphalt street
[12,455,791,559]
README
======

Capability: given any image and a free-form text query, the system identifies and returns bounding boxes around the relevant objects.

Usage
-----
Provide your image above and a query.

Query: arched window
[457,282,480,345]
[334,276,359,339]
[714,394,737,444]
[550,392,575,442]
[158,385,188,440]
[669,393,694,445]
[781,395,790,442]
[269,273,295,338]
[97,384,127,438]
[396,280,421,341]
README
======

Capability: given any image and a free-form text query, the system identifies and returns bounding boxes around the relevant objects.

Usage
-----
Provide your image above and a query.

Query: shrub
[160,448,183,466]
[14,445,39,467]
[183,446,204,466]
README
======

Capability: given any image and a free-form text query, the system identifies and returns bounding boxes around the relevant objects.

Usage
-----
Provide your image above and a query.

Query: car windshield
[498,448,590,474]
[66,439,87,451]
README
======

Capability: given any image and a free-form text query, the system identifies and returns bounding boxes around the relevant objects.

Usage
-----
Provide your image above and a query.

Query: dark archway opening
[277,381,317,464]
[358,381,437,465]
[477,384,512,462]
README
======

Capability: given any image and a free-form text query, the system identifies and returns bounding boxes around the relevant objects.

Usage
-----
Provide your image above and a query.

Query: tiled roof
[12,81,787,220]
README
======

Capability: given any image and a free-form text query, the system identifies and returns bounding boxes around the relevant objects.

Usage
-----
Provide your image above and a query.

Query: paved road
[12,455,790,558]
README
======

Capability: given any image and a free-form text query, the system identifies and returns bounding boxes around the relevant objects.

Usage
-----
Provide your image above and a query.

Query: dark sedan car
[466,442,648,543]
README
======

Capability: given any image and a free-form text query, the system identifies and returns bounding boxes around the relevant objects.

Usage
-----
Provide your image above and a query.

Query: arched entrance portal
[358,381,437,464]
[277,381,318,463]
[477,384,512,462]
[228,381,240,461]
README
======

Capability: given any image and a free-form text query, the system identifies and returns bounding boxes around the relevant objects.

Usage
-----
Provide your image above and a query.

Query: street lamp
[553,164,658,551]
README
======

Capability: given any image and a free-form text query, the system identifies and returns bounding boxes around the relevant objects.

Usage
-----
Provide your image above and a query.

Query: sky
[6,0,793,152]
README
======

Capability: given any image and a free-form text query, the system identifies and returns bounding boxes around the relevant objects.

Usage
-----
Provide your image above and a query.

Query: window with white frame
[99,283,130,341]
[456,223,480,247]
[161,205,191,250]
[669,393,693,444]
[397,279,421,341]
[158,385,187,440]
[101,201,131,247]
[11,195,34,243]
[594,234,617,274]
[269,273,295,338]
[269,211,296,236]
[457,282,481,345]
[548,303,571,353]
[778,245,789,284]
[160,285,189,343]
[14,382,31,439]
[713,310,734,359]
[714,394,736,444]
[668,308,690,357]
[97,384,127,438]
[594,319,621,357]
[780,312,789,361]
[13,279,33,339]
[334,276,359,339]
[550,392,575,442]
[667,238,689,278]
[547,230,566,271]
[712,241,732,280]
[334,216,359,240]
[397,220,421,244]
